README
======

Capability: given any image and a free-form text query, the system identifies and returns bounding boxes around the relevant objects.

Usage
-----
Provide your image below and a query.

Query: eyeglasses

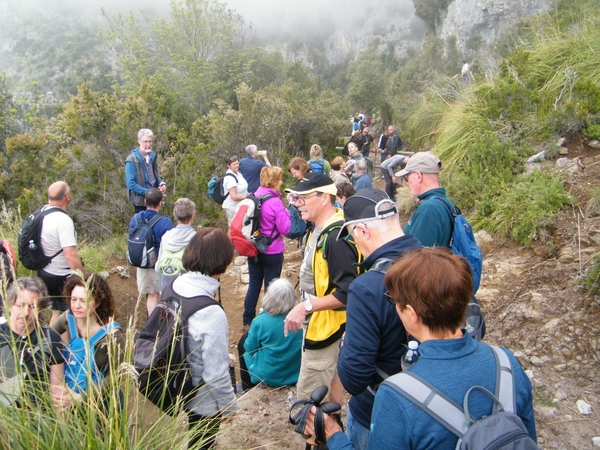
[343,224,358,241]
[384,291,395,305]
[403,172,417,183]
[291,192,319,206]
[227,156,238,164]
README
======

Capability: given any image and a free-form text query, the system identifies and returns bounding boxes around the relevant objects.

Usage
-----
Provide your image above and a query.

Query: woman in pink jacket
[242,167,291,330]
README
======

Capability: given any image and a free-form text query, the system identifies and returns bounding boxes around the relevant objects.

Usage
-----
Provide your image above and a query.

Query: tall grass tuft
[473,170,573,246]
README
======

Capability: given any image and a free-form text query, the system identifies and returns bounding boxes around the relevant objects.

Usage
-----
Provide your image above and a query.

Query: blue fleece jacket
[328,333,537,450]
[403,187,453,247]
[338,234,422,429]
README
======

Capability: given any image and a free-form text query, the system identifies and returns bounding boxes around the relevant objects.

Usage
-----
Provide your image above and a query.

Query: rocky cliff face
[439,0,552,53]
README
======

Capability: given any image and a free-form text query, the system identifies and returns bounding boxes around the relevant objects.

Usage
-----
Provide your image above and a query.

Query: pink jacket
[255,186,291,254]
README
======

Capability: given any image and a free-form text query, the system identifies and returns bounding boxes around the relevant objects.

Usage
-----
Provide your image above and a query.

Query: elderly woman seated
[238,278,302,391]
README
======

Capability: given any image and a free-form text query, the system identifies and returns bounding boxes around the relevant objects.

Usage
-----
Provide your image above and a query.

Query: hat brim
[395,167,410,178]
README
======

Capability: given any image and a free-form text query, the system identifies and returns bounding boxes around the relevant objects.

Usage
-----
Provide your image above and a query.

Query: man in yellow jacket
[284,173,361,404]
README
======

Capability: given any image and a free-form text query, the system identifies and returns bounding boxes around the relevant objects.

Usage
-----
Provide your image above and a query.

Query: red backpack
[230,194,277,257]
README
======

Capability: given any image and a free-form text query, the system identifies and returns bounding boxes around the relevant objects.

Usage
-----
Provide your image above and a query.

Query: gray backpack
[383,345,539,450]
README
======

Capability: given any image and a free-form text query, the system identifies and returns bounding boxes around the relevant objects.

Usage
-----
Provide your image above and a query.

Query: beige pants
[296,338,341,401]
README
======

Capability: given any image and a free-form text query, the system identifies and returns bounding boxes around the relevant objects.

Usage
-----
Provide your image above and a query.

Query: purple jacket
[255,186,291,254]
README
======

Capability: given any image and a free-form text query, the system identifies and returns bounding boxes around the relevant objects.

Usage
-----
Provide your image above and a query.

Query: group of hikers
[0,125,537,450]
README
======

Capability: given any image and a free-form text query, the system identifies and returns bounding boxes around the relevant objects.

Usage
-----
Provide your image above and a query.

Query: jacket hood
[160,225,196,252]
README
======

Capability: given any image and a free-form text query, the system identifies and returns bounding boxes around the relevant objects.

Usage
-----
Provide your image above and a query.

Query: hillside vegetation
[0,0,598,255]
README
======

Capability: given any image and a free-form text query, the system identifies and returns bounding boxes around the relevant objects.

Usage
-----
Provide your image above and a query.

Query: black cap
[337,188,398,240]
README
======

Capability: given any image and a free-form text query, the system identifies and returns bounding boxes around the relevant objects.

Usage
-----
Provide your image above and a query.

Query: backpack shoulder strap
[489,345,516,414]
[147,214,163,228]
[66,311,80,339]
[432,196,457,217]
[88,323,118,348]
[383,371,470,439]
[225,173,238,183]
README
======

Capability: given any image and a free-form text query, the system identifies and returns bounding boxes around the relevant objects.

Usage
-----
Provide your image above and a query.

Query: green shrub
[584,124,600,140]
[474,170,572,246]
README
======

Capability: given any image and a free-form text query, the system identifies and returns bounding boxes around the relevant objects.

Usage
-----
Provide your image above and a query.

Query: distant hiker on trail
[346,142,373,182]
[329,156,351,188]
[125,129,167,213]
[239,144,271,194]
[352,159,372,190]
[308,144,331,176]
[384,125,403,160]
[36,181,84,324]
[361,127,374,158]
[461,60,471,84]
[129,188,173,316]
[222,155,249,226]
[343,130,366,157]
[288,157,310,181]
[381,154,409,201]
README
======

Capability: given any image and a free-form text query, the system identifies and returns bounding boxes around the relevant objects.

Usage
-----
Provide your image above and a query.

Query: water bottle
[28,240,37,250]
[401,340,420,371]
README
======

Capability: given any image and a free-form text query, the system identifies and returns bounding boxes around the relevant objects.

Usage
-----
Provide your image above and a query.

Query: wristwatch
[304,299,313,313]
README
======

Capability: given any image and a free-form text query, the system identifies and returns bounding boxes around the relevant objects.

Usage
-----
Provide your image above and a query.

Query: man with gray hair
[239,144,271,194]
[352,159,372,190]
[336,188,422,449]
[125,128,167,213]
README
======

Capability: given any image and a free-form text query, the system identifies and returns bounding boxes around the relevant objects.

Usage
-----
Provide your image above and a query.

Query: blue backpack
[309,159,325,174]
[433,197,483,293]
[285,205,308,239]
[63,312,121,393]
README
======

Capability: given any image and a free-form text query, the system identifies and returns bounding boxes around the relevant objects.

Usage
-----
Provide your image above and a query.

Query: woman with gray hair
[0,277,70,409]
[237,278,303,391]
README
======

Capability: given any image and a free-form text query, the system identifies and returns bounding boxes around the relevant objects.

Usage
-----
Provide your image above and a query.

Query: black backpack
[207,173,237,205]
[384,345,539,450]
[133,282,219,416]
[127,213,163,268]
[18,207,67,271]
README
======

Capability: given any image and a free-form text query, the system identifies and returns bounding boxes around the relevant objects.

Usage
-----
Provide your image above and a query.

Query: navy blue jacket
[338,234,422,429]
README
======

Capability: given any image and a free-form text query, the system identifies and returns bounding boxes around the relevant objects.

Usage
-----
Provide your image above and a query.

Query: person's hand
[51,384,72,410]
[284,303,307,336]
[303,406,343,442]
[158,183,167,194]
[392,176,397,184]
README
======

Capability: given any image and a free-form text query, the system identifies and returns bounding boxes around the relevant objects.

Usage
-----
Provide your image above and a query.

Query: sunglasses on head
[227,156,238,163]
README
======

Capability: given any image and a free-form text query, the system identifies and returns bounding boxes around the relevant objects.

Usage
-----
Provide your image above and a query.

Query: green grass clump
[474,170,573,246]
[584,124,600,140]
[580,252,600,295]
